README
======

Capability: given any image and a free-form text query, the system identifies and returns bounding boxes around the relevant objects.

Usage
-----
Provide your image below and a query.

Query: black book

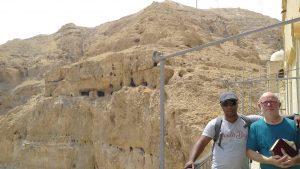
[269,138,298,157]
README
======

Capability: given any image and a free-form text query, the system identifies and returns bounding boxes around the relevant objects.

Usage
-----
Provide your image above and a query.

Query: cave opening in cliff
[97,91,105,97]
[80,91,90,96]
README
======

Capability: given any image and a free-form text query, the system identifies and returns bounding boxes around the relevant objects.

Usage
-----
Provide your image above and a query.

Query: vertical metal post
[296,40,300,113]
[276,77,281,113]
[286,68,289,114]
[159,58,165,169]
[267,61,270,91]
[249,73,252,114]
[290,77,293,113]
[250,83,252,114]
[259,66,262,80]
[276,78,279,96]
[242,70,245,114]
[242,85,244,113]
[258,66,262,114]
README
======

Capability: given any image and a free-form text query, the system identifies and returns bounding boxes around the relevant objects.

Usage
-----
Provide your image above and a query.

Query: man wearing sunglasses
[184,91,261,169]
[184,91,300,169]
[246,92,300,169]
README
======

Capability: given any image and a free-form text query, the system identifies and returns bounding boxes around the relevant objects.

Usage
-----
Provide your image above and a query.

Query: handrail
[187,153,212,169]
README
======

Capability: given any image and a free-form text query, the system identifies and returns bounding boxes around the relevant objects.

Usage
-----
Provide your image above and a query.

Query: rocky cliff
[0,1,282,169]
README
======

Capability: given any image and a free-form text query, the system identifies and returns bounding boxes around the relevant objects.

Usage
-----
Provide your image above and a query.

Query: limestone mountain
[0,1,281,169]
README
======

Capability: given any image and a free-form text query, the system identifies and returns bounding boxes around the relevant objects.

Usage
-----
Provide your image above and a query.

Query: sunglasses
[221,100,237,107]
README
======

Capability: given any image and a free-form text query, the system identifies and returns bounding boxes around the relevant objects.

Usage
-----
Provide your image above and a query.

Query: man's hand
[280,157,294,168]
[184,136,211,169]
[184,160,194,169]
[270,149,294,168]
[269,155,289,168]
[280,148,297,168]
[294,114,300,130]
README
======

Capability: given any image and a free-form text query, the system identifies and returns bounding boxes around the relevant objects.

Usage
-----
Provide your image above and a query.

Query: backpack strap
[212,116,223,151]
[239,114,252,128]
[239,114,253,164]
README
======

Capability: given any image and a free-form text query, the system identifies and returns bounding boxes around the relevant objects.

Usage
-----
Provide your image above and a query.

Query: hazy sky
[0,0,281,45]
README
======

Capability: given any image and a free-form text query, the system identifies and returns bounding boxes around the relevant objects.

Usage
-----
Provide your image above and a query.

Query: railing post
[159,58,165,169]
[296,40,300,113]
[242,70,245,114]
[153,51,165,169]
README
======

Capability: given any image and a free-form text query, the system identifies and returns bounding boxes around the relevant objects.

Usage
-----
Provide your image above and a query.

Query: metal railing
[225,68,300,115]
[195,153,257,169]
[153,17,300,169]
[196,153,212,169]
[187,153,212,169]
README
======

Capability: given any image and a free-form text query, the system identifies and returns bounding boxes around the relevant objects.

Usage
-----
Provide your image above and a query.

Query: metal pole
[276,78,279,96]
[242,70,245,114]
[159,57,165,169]
[250,80,252,114]
[286,68,289,114]
[296,40,300,113]
[228,76,300,84]
[290,75,293,113]
[267,61,270,91]
[259,66,262,80]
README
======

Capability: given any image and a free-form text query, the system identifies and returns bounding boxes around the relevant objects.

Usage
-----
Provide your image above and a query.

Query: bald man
[246,92,300,169]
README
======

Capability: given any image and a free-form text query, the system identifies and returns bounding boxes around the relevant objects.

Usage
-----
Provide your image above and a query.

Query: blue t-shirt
[247,118,300,169]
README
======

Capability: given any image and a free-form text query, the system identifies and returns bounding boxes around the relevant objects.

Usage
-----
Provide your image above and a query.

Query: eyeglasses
[260,101,278,106]
[221,100,237,107]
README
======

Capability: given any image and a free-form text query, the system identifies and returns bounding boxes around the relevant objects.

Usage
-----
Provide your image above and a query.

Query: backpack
[212,114,252,150]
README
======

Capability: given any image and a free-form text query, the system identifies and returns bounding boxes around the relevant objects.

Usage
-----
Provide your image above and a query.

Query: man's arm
[184,135,212,169]
[247,114,300,129]
[246,149,273,164]
[284,114,300,129]
[247,114,262,123]
[284,113,298,120]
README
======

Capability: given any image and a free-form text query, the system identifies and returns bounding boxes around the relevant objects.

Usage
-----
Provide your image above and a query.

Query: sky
[0,0,281,45]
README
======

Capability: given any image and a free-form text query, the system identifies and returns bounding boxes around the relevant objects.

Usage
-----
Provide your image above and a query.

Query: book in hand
[269,138,298,157]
